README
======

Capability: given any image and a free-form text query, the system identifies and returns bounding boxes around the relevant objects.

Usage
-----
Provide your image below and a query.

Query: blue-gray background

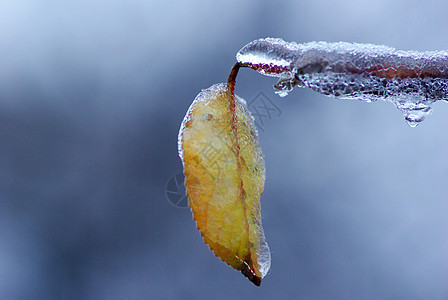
[1,1,448,298]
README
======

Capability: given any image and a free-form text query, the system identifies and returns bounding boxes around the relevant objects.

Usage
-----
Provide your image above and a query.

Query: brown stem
[227,62,241,96]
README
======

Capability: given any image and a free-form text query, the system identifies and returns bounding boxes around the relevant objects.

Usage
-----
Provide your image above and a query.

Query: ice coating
[178,83,270,285]
[237,38,448,126]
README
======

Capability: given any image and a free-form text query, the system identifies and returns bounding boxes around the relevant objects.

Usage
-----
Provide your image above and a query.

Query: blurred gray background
[1,0,448,298]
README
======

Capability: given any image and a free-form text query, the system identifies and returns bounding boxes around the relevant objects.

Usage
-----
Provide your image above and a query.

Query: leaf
[178,83,270,286]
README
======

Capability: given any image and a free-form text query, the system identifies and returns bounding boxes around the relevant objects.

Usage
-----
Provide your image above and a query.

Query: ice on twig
[237,38,448,126]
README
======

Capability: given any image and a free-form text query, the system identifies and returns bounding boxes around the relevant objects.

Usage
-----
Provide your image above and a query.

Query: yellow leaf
[178,83,270,286]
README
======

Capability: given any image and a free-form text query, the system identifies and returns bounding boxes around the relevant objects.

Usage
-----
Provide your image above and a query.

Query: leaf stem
[227,62,241,96]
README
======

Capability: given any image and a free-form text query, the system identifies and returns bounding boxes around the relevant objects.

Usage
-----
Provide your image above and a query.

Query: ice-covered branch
[237,38,448,127]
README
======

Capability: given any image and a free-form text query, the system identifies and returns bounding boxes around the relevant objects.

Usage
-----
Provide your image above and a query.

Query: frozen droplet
[257,232,271,278]
[273,75,298,97]
[406,118,419,128]
[393,98,433,127]
[237,38,448,126]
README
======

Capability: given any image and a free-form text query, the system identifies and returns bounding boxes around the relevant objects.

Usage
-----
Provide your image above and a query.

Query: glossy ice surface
[237,38,448,127]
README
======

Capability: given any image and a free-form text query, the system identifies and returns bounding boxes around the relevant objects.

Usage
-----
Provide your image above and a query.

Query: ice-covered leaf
[178,83,270,286]
[237,38,448,126]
